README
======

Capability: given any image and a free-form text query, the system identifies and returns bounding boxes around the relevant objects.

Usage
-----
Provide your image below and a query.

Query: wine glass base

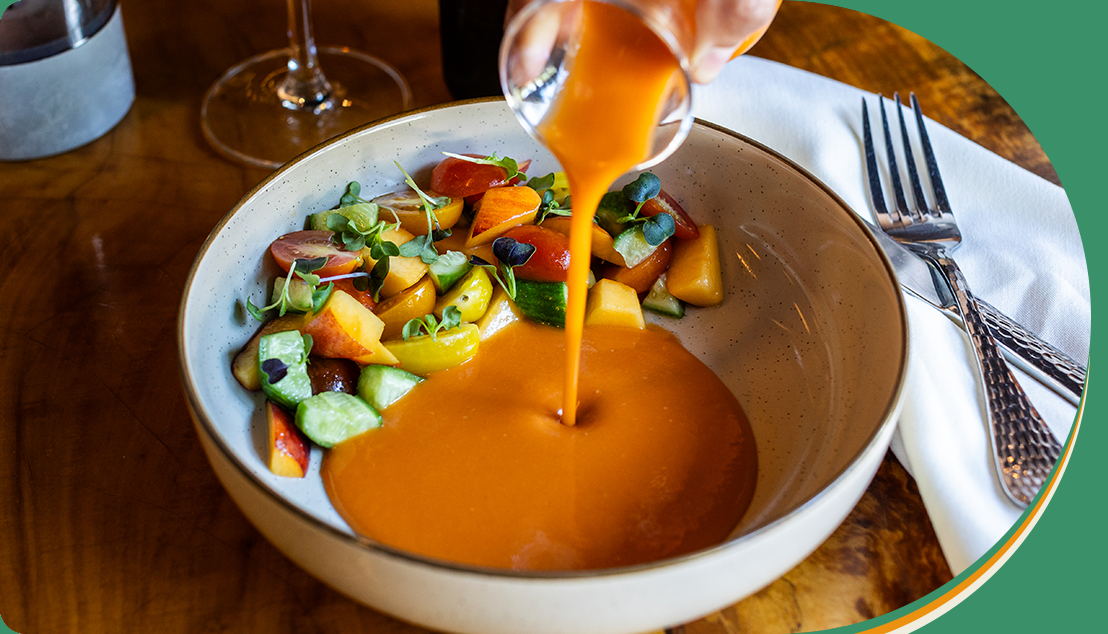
[201,47,414,169]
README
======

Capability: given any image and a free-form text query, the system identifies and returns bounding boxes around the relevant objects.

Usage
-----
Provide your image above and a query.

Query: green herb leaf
[311,282,334,313]
[440,305,461,331]
[339,181,369,207]
[245,299,266,322]
[526,173,555,192]
[369,256,390,302]
[401,307,463,342]
[401,318,422,341]
[642,212,676,246]
[622,172,661,204]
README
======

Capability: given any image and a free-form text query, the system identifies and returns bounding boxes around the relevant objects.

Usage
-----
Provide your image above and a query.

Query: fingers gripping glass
[498,0,694,171]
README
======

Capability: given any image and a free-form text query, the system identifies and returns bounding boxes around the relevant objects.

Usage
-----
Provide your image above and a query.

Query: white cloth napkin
[692,57,1089,575]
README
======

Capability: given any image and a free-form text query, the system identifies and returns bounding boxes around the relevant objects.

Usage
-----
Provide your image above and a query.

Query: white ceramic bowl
[178,99,908,634]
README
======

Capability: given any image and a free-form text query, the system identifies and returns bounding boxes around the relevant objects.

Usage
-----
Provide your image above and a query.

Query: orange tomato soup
[323,323,756,570]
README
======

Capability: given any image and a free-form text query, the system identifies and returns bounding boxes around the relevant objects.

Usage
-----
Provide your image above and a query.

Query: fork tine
[911,93,952,215]
[862,99,892,225]
[878,96,910,221]
[894,92,930,218]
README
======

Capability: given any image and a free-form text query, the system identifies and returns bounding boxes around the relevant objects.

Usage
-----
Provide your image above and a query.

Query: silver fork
[862,92,1062,508]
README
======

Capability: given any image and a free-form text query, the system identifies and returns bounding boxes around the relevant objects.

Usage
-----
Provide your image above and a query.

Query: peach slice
[302,290,386,360]
[266,401,310,478]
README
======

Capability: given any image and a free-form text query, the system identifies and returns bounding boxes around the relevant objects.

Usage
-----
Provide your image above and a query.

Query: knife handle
[977,299,1087,403]
[934,253,1062,508]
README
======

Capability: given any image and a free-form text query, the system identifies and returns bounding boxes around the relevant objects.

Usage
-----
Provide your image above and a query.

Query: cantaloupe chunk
[666,224,723,307]
[584,279,645,329]
[465,186,541,247]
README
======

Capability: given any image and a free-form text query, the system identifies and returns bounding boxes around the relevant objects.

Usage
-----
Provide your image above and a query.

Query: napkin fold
[692,57,1089,574]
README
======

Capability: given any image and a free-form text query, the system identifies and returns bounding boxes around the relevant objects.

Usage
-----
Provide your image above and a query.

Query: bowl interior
[179,99,906,565]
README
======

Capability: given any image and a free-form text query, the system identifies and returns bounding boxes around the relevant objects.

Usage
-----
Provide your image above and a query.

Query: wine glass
[201,0,414,169]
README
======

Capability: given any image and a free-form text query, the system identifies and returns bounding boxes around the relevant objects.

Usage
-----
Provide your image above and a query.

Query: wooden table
[0,1,1054,632]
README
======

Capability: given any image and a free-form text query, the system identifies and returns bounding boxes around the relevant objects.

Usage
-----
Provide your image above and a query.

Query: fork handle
[977,298,1087,402]
[932,253,1063,507]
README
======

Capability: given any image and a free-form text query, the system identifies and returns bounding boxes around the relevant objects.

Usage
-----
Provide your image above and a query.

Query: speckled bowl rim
[177,96,910,581]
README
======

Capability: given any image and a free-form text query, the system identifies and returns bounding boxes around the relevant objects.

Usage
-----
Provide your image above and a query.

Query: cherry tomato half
[269,230,361,278]
[640,190,699,240]
[431,154,531,199]
[501,224,571,283]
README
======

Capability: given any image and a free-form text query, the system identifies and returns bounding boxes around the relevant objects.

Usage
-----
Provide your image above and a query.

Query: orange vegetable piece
[465,186,541,248]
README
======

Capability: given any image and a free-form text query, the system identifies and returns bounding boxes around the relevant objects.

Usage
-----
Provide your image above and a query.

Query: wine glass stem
[278,0,333,111]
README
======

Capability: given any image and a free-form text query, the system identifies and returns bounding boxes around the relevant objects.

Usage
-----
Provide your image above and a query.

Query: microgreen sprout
[326,209,398,252]
[469,236,536,300]
[245,257,333,321]
[441,151,521,181]
[402,305,462,341]
[339,181,371,207]
[614,172,675,246]
[393,161,446,265]
[527,172,573,223]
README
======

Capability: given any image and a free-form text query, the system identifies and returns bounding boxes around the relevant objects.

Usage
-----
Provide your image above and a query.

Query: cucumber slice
[309,202,379,232]
[295,391,382,448]
[613,226,660,268]
[514,279,568,327]
[642,274,685,318]
[429,250,472,294]
[271,276,314,313]
[257,331,313,410]
[594,191,633,237]
[358,365,424,411]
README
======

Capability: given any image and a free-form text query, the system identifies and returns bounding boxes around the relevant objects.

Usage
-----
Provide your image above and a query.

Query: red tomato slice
[269,230,361,278]
[640,190,699,240]
[432,154,531,199]
[501,224,571,283]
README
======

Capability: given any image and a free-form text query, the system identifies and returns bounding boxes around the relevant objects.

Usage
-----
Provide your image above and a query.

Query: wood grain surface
[1,0,1056,632]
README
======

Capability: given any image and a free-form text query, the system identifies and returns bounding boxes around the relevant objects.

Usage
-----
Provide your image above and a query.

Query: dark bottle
[438,0,510,99]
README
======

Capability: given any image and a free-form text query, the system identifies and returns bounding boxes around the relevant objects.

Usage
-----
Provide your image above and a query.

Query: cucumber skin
[358,365,424,411]
[613,226,660,269]
[429,251,472,294]
[295,391,382,448]
[642,275,685,318]
[514,279,568,327]
[257,331,313,411]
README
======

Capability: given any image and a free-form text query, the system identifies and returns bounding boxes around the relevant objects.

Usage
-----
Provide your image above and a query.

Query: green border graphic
[822,0,1101,632]
[0,1,1099,633]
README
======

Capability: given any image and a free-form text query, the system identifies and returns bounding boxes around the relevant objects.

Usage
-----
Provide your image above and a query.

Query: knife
[867,222,1086,406]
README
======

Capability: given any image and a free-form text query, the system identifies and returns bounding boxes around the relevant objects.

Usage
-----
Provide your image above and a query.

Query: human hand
[505,0,781,84]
